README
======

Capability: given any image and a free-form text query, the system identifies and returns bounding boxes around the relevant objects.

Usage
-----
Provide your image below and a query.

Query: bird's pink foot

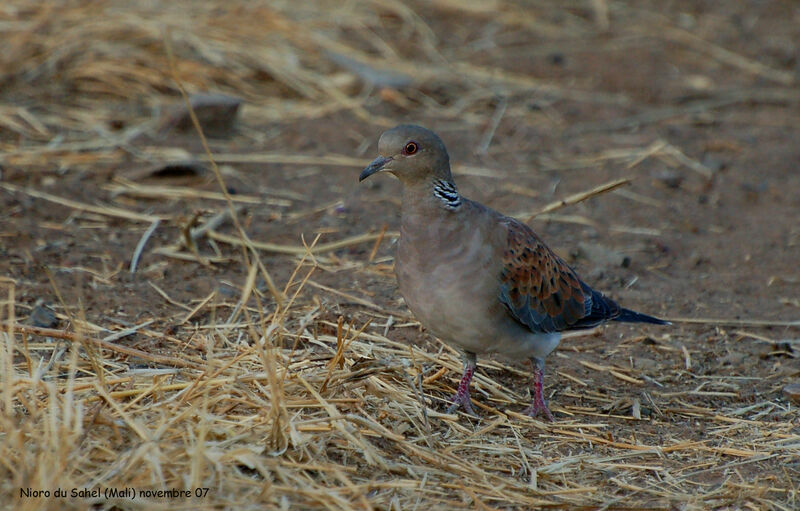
[524,360,554,421]
[523,397,554,421]
[447,389,477,416]
[447,353,478,416]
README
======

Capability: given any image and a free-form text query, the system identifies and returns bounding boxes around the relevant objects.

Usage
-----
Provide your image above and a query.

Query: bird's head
[359,124,453,185]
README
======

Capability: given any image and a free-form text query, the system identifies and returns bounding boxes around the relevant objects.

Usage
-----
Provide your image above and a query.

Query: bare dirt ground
[1,1,799,509]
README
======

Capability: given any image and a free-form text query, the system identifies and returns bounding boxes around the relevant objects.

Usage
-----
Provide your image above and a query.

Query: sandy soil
[1,1,798,509]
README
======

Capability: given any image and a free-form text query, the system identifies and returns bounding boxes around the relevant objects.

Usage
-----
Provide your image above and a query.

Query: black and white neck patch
[433,180,462,210]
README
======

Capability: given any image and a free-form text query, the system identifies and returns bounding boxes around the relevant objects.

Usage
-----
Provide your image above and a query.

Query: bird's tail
[615,308,671,325]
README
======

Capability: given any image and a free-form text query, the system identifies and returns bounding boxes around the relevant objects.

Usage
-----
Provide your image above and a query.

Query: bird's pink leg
[447,351,478,416]
[524,358,554,421]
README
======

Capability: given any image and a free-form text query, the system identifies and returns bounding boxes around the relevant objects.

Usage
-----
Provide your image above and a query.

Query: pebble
[782,384,800,404]
[28,302,58,328]
[159,93,243,136]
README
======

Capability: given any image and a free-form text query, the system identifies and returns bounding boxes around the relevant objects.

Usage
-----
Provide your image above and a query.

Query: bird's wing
[498,218,620,333]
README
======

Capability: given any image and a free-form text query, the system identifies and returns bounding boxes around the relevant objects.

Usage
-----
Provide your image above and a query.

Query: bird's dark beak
[359,156,392,182]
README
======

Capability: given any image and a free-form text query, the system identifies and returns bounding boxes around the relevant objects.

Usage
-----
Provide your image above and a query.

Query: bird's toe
[447,393,478,417]
[523,401,554,422]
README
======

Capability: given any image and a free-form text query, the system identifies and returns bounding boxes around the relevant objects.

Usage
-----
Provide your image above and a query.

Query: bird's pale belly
[400,268,489,345]
[396,233,505,353]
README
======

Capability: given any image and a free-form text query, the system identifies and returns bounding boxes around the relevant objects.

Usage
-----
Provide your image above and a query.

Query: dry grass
[2,0,799,510]
[5,268,798,509]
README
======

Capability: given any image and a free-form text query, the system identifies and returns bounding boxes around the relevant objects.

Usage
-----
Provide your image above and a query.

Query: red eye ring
[403,141,418,155]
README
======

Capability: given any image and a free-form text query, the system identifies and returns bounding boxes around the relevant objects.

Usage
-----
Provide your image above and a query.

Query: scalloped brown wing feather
[498,219,596,333]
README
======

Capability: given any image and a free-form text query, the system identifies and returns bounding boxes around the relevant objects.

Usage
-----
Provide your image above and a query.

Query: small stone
[655,170,684,189]
[325,51,413,89]
[634,357,659,372]
[685,74,712,91]
[548,53,565,66]
[702,155,726,173]
[28,302,57,328]
[142,160,207,179]
[159,93,243,136]
[782,384,800,404]
[719,351,747,366]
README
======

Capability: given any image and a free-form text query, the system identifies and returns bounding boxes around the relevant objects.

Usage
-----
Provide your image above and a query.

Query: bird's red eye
[403,142,418,155]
